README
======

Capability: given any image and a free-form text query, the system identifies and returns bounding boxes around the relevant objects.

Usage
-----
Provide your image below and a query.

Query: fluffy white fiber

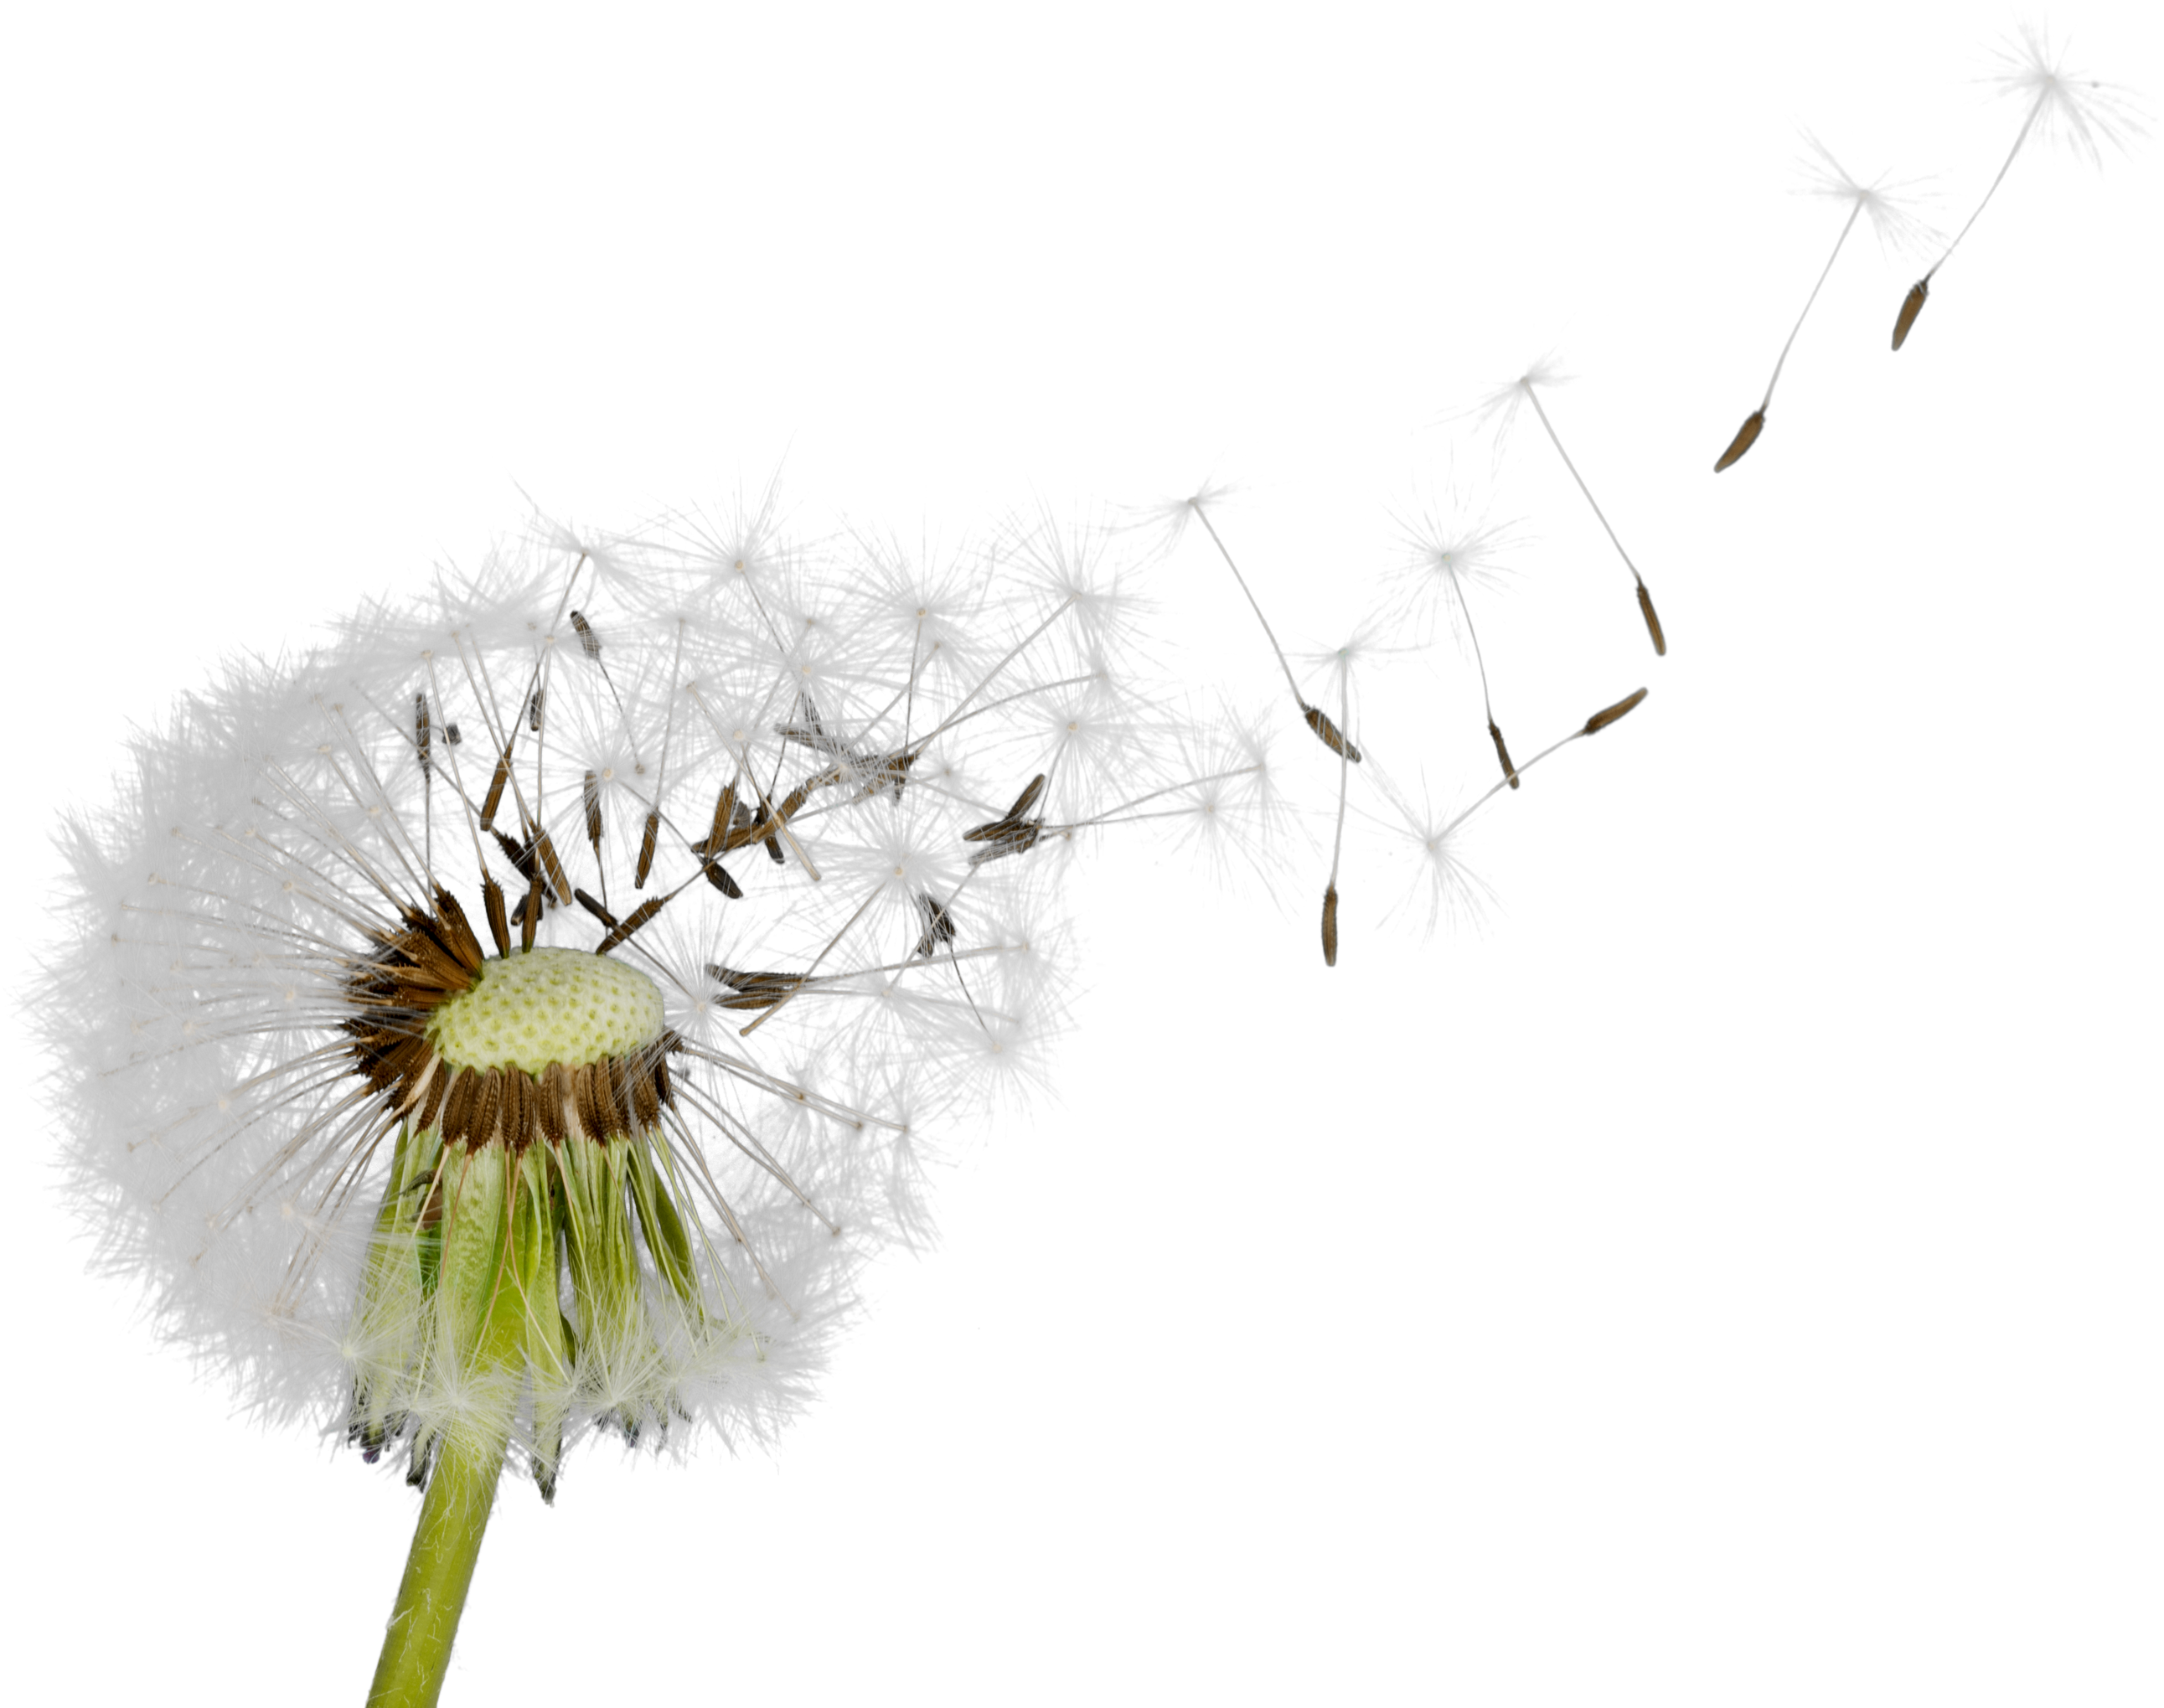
[13,420,1609,1514]
[39,504,1265,1478]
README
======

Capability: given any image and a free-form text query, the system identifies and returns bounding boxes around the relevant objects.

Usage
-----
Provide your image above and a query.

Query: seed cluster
[343,896,681,1157]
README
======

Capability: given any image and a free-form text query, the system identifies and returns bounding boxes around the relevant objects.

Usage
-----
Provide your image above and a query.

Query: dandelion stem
[1189,502,1307,708]
[364,1406,511,1708]
[367,1169,530,1708]
[1521,386,1645,594]
[1935,100,2044,273]
[1764,199,1864,411]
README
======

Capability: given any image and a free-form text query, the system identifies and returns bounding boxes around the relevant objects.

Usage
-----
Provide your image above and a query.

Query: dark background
[13,9,2146,1688]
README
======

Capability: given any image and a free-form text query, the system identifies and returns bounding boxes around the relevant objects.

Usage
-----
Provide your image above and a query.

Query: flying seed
[1714,410,1765,472]
[1321,884,1339,968]
[1489,721,1520,790]
[1583,687,1650,735]
[1302,704,1362,763]
[1893,278,1929,349]
[635,810,660,889]
[1637,586,1666,656]
[481,753,510,828]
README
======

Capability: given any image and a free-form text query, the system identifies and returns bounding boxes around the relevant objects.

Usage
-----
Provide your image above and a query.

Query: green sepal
[626,1135,697,1304]
[415,1214,442,1299]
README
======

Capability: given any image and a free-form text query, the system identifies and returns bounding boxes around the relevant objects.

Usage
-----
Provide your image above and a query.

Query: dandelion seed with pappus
[1892,22,2146,351]
[1713,109,1973,469]
[1402,313,1671,666]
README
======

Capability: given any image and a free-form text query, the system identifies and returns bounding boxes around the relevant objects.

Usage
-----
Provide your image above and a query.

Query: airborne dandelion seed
[1891,21,2146,350]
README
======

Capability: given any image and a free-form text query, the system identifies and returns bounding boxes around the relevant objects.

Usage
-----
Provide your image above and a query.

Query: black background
[13,9,2146,1688]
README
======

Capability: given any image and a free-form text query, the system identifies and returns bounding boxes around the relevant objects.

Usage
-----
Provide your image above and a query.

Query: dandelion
[41,508,1258,1704]
[17,406,1661,1697]
[1713,111,1973,473]
[1402,313,1671,666]
[1892,22,2146,350]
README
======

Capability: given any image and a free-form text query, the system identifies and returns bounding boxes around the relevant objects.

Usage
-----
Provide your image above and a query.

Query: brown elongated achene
[481,752,511,828]
[1627,571,1661,658]
[1714,410,1766,472]
[635,809,660,889]
[1583,687,1650,735]
[963,773,1051,864]
[1893,278,1929,349]
[1488,720,1519,790]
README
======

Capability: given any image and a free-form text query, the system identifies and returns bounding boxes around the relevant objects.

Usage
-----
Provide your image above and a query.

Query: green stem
[368,1144,535,1706]
[366,1429,507,1708]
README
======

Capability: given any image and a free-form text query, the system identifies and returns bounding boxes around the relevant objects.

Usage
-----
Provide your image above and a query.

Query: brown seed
[493,828,536,881]
[1321,884,1339,968]
[414,694,431,777]
[536,830,571,904]
[574,888,618,930]
[1583,679,1645,740]
[474,1067,503,1148]
[416,1059,449,1131]
[538,1064,567,1148]
[597,896,664,955]
[527,689,545,732]
[1713,405,1765,476]
[520,871,542,951]
[1008,774,1046,820]
[483,876,510,958]
[583,771,603,854]
[573,1062,607,1141]
[1489,718,1523,801]
[482,753,510,829]
[1627,571,1661,658]
[1302,704,1362,763]
[570,610,602,658]
[630,1064,659,1129]
[1887,271,1939,354]
[697,783,736,856]
[635,810,660,890]
[433,889,485,971]
[701,859,742,900]
[369,1035,426,1095]
[442,1066,479,1146]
